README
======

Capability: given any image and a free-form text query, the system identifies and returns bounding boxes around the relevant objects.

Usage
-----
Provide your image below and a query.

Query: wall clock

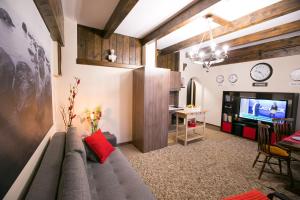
[228,74,238,84]
[216,75,224,84]
[290,68,300,81]
[250,63,273,82]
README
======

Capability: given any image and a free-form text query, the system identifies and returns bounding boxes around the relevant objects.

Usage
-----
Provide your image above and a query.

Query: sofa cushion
[58,152,91,200]
[25,132,66,200]
[83,140,99,162]
[66,127,86,164]
[85,130,115,164]
[87,149,155,200]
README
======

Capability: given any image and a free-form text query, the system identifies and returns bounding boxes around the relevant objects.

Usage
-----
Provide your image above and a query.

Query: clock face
[290,68,300,81]
[228,74,238,83]
[250,63,273,82]
[216,75,224,84]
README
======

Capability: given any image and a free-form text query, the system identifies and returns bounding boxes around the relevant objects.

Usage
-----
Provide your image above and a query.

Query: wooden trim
[215,36,300,65]
[34,0,64,46]
[103,0,139,38]
[161,0,300,54]
[141,0,220,44]
[200,20,300,53]
[76,58,143,69]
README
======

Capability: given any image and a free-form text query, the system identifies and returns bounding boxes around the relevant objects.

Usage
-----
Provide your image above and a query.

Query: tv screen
[239,98,287,123]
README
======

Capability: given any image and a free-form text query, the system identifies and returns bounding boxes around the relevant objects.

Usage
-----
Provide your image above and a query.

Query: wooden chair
[272,118,294,142]
[252,122,293,184]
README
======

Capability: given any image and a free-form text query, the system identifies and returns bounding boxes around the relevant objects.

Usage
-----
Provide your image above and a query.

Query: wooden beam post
[215,36,300,65]
[103,0,139,38]
[141,0,220,44]
[199,20,300,53]
[34,0,64,46]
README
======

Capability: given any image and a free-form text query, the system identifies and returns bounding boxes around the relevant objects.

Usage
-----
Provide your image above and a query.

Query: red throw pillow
[85,129,115,163]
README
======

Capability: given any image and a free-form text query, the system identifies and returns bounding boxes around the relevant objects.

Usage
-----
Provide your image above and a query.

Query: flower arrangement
[81,106,102,133]
[60,77,80,130]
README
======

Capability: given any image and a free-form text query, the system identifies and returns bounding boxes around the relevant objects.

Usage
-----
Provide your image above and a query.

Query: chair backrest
[272,118,294,142]
[257,122,271,154]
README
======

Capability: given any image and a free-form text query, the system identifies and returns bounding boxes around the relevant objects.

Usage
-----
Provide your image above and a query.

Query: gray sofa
[25,128,155,200]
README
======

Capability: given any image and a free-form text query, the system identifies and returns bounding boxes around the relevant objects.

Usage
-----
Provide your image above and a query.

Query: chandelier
[186,14,229,72]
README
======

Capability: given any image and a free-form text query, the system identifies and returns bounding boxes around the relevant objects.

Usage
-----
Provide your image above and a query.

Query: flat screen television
[239,98,287,123]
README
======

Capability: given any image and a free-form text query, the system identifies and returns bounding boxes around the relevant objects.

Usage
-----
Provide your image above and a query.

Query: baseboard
[117,141,132,146]
[206,123,221,131]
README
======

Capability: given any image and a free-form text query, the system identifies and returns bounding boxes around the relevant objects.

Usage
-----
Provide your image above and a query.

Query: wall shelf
[76,58,143,69]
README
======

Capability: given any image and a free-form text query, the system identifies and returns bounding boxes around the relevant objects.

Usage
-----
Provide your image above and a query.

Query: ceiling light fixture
[186,14,229,72]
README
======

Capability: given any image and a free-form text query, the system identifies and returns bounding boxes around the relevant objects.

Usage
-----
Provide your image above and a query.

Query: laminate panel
[157,52,180,71]
[110,34,117,54]
[116,34,124,64]
[77,25,86,58]
[132,67,169,152]
[132,68,145,151]
[94,32,102,61]
[77,25,142,68]
[135,40,142,65]
[102,38,110,62]
[123,36,130,64]
[87,30,95,60]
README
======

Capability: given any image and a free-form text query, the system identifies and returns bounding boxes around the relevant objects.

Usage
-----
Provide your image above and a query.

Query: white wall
[54,17,133,143]
[179,52,300,127]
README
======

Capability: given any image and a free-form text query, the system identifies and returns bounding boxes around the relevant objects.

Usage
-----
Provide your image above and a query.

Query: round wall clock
[216,75,224,84]
[228,74,238,84]
[290,68,300,81]
[250,63,273,82]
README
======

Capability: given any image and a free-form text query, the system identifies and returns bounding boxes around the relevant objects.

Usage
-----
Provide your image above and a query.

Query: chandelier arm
[197,30,206,55]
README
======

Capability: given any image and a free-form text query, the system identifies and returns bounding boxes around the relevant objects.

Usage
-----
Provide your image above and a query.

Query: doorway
[186,78,203,108]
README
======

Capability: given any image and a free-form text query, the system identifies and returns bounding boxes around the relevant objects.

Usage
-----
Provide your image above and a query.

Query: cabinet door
[170,71,181,91]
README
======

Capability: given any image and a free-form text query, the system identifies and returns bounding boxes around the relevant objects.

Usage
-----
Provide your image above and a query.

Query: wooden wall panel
[157,52,180,71]
[129,38,136,65]
[116,34,124,63]
[123,36,130,65]
[77,24,142,68]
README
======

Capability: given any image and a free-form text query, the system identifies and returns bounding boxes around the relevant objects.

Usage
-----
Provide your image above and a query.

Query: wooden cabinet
[132,67,170,153]
[170,71,181,91]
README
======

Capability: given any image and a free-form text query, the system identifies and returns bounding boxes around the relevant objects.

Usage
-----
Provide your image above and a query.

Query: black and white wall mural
[0,1,53,198]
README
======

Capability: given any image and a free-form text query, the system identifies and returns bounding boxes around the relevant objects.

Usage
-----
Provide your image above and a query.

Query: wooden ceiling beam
[161,0,300,54]
[214,35,300,65]
[103,0,138,38]
[141,0,220,44]
[208,14,231,27]
[199,20,300,53]
[34,0,64,46]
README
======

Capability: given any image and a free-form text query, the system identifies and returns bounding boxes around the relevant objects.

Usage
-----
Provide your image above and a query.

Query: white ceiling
[62,0,119,29]
[157,0,281,49]
[115,0,193,38]
[61,0,299,53]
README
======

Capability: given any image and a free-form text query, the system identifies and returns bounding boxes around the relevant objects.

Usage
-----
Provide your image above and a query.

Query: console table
[175,109,207,146]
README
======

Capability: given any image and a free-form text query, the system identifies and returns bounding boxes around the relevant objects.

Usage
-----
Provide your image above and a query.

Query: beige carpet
[120,127,300,200]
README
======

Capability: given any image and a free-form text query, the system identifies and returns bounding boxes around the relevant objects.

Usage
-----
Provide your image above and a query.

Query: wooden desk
[175,109,207,146]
